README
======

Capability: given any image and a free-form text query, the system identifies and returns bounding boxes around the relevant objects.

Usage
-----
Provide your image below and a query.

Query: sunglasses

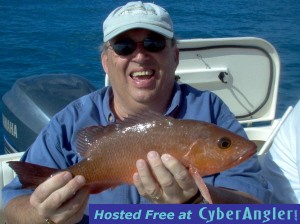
[109,36,167,56]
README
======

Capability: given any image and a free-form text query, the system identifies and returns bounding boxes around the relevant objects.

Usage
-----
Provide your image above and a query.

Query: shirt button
[108,114,113,123]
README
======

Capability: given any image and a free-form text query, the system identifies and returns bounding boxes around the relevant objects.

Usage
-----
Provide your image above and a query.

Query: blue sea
[1,0,300,155]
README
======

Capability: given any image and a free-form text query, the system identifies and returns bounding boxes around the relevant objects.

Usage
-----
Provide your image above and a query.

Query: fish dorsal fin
[76,112,173,158]
[116,111,174,129]
[76,125,116,158]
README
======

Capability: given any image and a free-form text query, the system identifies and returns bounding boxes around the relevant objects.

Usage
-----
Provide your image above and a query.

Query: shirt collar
[103,82,182,120]
[165,82,182,116]
[102,86,116,124]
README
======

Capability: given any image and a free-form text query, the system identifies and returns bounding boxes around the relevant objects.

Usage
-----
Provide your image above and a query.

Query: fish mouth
[230,145,257,167]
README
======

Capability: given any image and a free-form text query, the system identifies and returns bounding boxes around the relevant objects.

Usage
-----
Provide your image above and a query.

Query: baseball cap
[103,1,174,42]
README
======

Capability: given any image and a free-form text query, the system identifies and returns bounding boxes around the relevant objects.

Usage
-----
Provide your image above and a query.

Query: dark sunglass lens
[112,39,136,56]
[144,38,166,52]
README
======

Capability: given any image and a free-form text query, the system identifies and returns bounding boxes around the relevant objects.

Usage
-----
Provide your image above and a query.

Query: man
[3,1,271,223]
[262,100,300,203]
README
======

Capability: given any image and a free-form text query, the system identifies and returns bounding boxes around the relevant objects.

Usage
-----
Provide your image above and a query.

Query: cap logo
[119,5,157,16]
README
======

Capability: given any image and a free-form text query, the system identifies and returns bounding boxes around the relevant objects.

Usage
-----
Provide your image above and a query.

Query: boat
[0,37,293,220]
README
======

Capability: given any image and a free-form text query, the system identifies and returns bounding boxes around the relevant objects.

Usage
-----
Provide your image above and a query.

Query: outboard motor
[2,74,97,154]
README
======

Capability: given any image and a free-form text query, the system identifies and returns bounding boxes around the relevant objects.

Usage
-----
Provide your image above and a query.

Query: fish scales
[70,118,201,184]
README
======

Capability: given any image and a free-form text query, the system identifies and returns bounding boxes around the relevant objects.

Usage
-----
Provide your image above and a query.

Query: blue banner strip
[89,204,299,224]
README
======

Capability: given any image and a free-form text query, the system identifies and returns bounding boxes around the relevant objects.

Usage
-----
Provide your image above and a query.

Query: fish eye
[218,137,232,149]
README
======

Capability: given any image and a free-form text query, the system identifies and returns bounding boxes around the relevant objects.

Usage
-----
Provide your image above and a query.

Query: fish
[8,112,257,194]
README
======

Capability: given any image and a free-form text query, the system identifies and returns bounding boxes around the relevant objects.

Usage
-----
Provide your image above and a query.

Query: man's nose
[132,43,149,60]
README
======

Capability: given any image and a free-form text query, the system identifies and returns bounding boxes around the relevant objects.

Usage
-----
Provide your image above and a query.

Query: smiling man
[3,1,271,224]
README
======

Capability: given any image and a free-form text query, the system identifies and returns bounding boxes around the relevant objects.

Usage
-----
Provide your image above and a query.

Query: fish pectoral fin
[189,167,213,204]
[183,139,203,165]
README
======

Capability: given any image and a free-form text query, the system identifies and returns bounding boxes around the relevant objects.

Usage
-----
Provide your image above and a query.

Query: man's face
[102,29,179,113]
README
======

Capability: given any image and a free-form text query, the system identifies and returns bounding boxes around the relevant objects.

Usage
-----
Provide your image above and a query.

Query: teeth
[131,70,154,77]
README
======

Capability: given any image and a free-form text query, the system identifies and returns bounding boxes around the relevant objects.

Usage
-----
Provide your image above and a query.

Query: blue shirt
[2,83,271,222]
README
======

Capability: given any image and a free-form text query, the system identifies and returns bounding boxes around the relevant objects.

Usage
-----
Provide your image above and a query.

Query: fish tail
[8,161,59,188]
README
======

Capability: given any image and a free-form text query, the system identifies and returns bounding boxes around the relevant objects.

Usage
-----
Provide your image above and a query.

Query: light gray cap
[103,1,174,42]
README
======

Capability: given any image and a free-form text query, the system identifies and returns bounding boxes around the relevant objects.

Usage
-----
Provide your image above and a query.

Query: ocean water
[0,0,300,155]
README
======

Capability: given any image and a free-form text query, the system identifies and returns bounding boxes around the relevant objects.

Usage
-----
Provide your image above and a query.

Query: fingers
[30,171,88,223]
[134,151,199,204]
[31,171,86,208]
[134,159,163,203]
[161,154,198,195]
[56,186,90,223]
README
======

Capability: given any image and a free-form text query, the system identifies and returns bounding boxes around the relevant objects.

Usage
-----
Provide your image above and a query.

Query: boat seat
[0,152,23,223]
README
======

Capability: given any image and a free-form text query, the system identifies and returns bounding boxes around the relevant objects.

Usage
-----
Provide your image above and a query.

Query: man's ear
[175,47,179,66]
[101,53,108,74]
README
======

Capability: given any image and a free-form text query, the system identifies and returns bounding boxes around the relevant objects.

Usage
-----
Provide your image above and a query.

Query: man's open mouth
[130,70,154,80]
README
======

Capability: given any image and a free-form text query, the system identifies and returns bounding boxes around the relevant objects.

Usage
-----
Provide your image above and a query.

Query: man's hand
[29,171,89,224]
[133,151,201,204]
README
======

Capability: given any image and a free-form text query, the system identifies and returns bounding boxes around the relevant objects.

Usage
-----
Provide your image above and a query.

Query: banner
[89,204,299,224]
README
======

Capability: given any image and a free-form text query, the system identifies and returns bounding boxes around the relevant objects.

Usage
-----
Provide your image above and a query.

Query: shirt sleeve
[2,114,73,207]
